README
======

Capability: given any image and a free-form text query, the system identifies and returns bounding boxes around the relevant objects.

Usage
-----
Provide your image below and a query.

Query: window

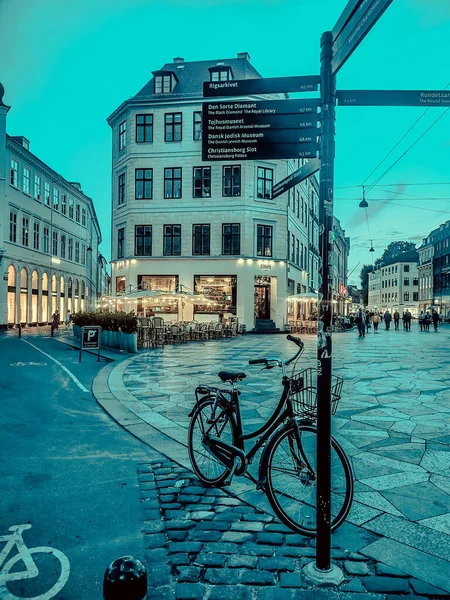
[75,204,80,223]
[68,238,73,261]
[155,75,172,94]
[257,167,273,199]
[404,277,410,286]
[404,292,409,301]
[22,217,29,246]
[43,227,49,253]
[288,279,295,295]
[136,114,153,143]
[81,244,86,265]
[34,222,39,250]
[61,194,67,215]
[75,241,80,263]
[165,113,182,142]
[61,234,66,259]
[291,234,295,262]
[404,265,409,272]
[135,169,153,199]
[210,69,231,82]
[222,224,240,255]
[10,158,19,187]
[52,231,58,255]
[82,207,87,227]
[194,275,236,314]
[23,167,31,194]
[222,166,241,197]
[193,112,202,140]
[413,278,419,286]
[164,168,182,199]
[135,225,152,256]
[53,188,59,211]
[34,175,41,200]
[257,225,273,257]
[44,182,51,206]
[192,224,210,255]
[119,120,126,151]
[163,225,181,256]
[118,228,125,259]
[296,239,300,266]
[9,212,17,243]
[193,167,211,198]
[118,173,125,205]
[68,197,74,219]
[413,292,419,302]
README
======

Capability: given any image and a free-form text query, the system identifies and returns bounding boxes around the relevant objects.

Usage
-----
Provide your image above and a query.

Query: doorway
[254,281,271,319]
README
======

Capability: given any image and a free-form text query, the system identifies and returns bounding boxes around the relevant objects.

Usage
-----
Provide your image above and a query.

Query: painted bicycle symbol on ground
[0,524,70,600]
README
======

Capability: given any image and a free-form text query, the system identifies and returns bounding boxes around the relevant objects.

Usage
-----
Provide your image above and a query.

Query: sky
[1,0,449,286]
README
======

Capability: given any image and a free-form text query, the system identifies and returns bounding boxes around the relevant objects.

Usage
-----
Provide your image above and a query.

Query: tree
[379,241,417,264]
[360,264,375,306]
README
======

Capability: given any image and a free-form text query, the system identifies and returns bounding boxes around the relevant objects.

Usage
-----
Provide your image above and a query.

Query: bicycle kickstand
[224,456,242,486]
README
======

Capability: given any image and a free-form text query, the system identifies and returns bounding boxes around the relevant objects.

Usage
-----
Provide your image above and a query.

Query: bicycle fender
[257,421,297,490]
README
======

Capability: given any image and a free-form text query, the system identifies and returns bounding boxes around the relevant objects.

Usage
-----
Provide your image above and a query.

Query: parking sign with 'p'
[80,326,102,362]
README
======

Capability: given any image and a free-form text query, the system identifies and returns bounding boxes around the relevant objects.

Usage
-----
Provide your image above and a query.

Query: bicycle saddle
[218,371,247,383]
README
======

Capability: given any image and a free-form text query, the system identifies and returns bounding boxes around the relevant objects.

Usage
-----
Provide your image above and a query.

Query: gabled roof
[132,57,262,102]
[379,249,419,267]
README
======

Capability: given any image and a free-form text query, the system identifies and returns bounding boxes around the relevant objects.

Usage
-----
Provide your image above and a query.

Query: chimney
[237,52,250,61]
[173,57,184,64]
[11,135,30,150]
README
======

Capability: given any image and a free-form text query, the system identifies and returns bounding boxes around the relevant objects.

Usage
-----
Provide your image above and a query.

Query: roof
[378,249,420,268]
[133,57,262,102]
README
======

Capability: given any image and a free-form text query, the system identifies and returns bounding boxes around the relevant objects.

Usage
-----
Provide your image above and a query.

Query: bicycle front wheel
[265,423,353,536]
[188,396,238,487]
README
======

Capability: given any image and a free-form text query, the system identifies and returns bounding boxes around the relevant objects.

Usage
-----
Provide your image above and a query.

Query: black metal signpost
[201,0,449,584]
[79,326,101,362]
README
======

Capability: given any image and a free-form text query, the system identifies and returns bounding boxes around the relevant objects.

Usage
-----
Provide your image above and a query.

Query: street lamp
[359,185,368,208]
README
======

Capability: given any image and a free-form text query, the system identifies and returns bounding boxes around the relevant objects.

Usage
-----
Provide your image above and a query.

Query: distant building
[0,84,103,327]
[417,236,434,315]
[417,220,450,318]
[332,217,350,315]
[347,284,363,312]
[368,249,420,316]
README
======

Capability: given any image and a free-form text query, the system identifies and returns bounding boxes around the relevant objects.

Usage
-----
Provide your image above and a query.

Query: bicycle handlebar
[286,334,304,348]
[248,358,267,365]
[248,336,304,369]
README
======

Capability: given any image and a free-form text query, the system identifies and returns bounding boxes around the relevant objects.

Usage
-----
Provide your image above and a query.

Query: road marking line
[21,339,89,393]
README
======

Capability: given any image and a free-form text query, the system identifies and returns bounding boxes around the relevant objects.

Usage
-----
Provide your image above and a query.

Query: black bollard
[18,324,21,339]
[103,556,147,600]
[51,324,54,337]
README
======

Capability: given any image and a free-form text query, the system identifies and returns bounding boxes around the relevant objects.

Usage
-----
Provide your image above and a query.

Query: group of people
[353,308,442,337]
[51,309,73,331]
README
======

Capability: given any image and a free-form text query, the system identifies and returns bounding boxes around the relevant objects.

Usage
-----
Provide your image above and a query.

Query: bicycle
[187,334,354,537]
[0,523,70,600]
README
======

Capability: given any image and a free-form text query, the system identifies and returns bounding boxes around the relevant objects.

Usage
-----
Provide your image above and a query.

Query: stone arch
[19,267,28,323]
[7,265,17,324]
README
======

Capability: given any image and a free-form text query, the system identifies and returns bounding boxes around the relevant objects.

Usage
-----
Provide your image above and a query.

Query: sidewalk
[94,328,450,597]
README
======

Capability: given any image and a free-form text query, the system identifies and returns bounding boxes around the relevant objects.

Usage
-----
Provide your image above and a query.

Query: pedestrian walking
[365,310,371,333]
[419,311,424,332]
[355,308,366,338]
[52,309,60,331]
[393,310,400,330]
[372,312,380,333]
[384,310,392,330]
[404,310,412,331]
[425,312,431,331]
[65,310,72,330]
[432,309,439,332]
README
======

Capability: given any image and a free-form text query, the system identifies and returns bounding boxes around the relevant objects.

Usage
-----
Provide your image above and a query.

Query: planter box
[73,324,137,353]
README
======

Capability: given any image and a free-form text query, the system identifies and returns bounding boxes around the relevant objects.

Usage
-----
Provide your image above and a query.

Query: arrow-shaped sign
[272,158,321,199]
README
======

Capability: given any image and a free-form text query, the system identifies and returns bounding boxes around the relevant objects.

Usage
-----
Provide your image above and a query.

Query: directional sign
[204,98,321,117]
[272,158,321,199]
[203,75,321,98]
[204,143,319,162]
[205,127,319,146]
[337,89,450,107]
[331,0,393,75]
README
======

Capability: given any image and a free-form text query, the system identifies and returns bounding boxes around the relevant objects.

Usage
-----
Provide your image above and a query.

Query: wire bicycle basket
[288,368,343,419]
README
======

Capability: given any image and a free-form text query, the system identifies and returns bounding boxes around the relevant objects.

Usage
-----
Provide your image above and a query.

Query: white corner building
[0,84,103,327]
[107,55,333,331]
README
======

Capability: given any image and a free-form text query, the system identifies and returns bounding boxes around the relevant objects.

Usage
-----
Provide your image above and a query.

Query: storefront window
[42,273,49,323]
[20,268,28,323]
[32,270,39,323]
[194,275,237,314]
[136,275,179,316]
[7,265,16,324]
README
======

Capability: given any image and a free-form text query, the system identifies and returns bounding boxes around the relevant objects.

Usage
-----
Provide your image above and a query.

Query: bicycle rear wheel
[188,396,238,487]
[265,422,353,536]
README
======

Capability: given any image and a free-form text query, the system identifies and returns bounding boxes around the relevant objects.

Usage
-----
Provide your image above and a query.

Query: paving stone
[374,562,409,577]
[241,570,276,585]
[240,544,275,557]
[256,532,284,545]
[140,498,160,509]
[189,529,221,542]
[222,531,253,543]
[410,578,450,596]
[285,534,310,547]
[178,495,203,504]
[243,513,274,523]
[161,503,182,510]
[142,521,165,534]
[146,586,175,600]
[145,533,167,549]
[227,555,258,569]
[175,583,205,600]
[265,523,293,533]
[343,560,370,575]
[340,578,366,593]
[187,510,215,520]
[363,576,412,594]
[277,546,315,558]
[217,497,241,506]
[142,509,161,520]
[176,566,202,583]
[167,520,196,531]
[258,589,294,600]
[183,486,207,494]
[195,520,230,531]
[167,530,188,542]
[204,542,238,554]
[279,572,303,588]
[231,521,265,532]
[259,557,296,571]
[147,564,172,587]
[171,553,190,566]
[209,586,251,600]
[168,542,202,555]
[144,548,170,564]
[194,553,227,567]
[204,568,240,585]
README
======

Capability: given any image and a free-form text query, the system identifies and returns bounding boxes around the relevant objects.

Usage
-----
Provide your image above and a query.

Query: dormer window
[153,70,178,94]
[209,66,233,82]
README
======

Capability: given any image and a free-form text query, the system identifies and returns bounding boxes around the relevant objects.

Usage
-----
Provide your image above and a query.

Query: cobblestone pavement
[95,325,450,596]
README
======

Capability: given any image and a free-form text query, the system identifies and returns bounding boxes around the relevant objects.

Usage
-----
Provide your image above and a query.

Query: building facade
[0,85,103,327]
[332,217,350,316]
[417,238,434,315]
[368,251,420,316]
[107,55,333,330]
[417,221,450,318]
